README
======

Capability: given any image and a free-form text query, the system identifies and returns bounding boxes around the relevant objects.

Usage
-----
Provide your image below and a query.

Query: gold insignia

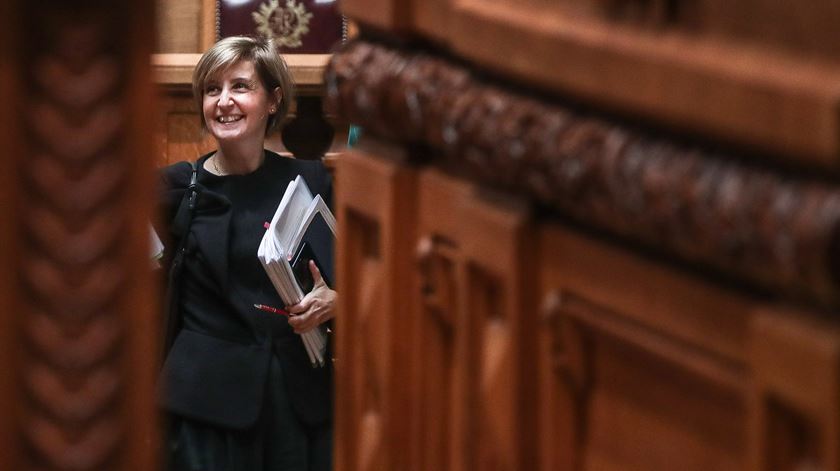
[252,0,314,49]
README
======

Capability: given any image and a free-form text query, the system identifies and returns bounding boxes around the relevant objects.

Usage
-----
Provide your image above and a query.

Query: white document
[258,175,337,367]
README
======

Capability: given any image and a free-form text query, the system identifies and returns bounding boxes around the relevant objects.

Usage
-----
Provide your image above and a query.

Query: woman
[157,36,336,471]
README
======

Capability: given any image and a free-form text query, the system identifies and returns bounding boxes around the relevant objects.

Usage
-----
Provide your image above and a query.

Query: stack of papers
[258,175,337,367]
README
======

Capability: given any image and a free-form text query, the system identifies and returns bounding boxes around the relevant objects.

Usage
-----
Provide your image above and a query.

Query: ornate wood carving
[326,39,840,307]
[2,1,158,470]
[414,235,459,471]
[335,148,419,471]
[413,169,537,471]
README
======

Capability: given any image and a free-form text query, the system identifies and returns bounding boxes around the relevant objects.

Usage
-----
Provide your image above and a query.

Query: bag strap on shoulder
[162,161,199,361]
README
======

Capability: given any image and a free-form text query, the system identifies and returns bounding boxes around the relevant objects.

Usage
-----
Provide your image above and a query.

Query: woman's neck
[214,140,265,175]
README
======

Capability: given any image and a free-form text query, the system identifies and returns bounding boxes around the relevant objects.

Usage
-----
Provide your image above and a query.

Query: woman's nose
[218,88,233,107]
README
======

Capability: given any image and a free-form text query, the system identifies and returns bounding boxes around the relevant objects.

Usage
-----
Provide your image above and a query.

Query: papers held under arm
[257,175,337,367]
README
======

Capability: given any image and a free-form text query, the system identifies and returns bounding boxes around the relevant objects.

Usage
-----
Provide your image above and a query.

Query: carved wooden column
[413,169,537,471]
[334,146,420,471]
[0,1,159,470]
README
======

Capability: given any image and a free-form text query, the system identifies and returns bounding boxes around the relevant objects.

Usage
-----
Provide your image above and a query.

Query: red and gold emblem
[252,0,314,49]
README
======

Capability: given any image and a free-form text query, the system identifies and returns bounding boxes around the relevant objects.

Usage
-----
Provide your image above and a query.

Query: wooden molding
[451,0,840,166]
[326,39,840,307]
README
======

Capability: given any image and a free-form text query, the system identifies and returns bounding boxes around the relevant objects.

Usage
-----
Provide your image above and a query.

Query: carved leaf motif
[19,10,128,470]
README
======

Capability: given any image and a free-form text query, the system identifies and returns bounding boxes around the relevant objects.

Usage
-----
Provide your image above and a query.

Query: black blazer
[157,151,334,430]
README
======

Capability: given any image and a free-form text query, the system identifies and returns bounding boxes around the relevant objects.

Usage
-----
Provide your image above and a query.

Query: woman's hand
[286,260,337,334]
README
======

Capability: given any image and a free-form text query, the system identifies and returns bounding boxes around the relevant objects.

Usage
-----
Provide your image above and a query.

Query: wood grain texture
[156,0,202,53]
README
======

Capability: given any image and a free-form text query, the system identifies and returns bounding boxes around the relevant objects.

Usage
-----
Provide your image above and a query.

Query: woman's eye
[205,86,220,95]
[233,82,249,90]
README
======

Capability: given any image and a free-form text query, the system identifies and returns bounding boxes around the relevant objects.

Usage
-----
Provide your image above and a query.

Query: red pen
[253,304,291,317]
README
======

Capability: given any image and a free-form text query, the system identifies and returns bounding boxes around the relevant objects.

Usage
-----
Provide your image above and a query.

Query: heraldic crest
[252,0,314,49]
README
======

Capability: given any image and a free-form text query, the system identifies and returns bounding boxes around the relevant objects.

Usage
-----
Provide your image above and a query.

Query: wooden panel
[156,0,215,53]
[411,0,452,45]
[155,92,346,165]
[448,0,840,166]
[538,225,750,364]
[334,146,419,471]
[155,94,215,166]
[1,0,159,470]
[749,310,840,471]
[415,169,536,471]
[538,225,752,470]
[153,53,331,95]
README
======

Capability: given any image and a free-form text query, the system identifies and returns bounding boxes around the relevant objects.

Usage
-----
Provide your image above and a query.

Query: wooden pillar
[334,146,419,471]
[0,1,159,470]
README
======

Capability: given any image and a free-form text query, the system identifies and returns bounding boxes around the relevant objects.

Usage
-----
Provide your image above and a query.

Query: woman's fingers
[286,298,310,314]
[288,309,321,334]
[286,285,337,333]
[309,260,325,287]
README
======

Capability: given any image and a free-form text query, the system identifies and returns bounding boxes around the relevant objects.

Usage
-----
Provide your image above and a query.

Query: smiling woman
[156,36,337,471]
[201,60,282,173]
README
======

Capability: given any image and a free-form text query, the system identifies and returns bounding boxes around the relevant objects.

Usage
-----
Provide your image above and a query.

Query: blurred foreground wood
[332,2,840,470]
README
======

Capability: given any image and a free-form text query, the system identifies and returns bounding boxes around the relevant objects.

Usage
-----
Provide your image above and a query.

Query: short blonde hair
[192,36,294,134]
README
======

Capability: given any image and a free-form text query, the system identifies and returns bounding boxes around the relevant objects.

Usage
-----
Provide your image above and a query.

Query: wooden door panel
[538,225,751,470]
[538,292,747,471]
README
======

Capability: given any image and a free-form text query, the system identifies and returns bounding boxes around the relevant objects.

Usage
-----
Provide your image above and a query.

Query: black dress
[158,151,334,471]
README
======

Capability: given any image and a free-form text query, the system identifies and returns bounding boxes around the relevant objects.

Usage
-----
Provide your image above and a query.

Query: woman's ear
[272,86,283,111]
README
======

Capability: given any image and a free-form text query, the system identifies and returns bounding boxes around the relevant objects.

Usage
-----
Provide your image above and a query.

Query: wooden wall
[156,0,215,53]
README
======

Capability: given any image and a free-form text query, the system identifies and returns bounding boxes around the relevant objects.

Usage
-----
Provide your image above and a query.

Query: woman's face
[202,60,277,145]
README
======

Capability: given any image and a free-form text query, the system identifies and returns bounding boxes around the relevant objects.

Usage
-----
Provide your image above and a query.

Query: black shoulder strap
[162,161,199,361]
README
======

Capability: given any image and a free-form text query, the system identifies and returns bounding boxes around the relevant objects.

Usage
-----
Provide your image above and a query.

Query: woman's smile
[217,115,244,124]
